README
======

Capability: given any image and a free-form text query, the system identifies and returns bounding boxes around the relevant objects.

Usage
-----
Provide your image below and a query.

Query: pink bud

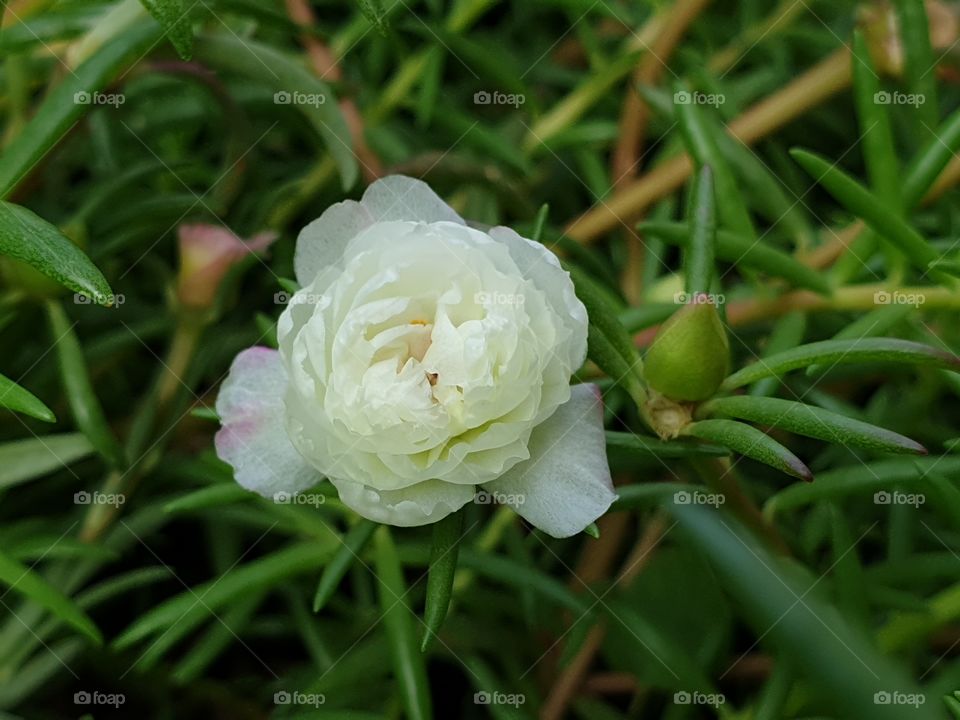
[176,224,276,309]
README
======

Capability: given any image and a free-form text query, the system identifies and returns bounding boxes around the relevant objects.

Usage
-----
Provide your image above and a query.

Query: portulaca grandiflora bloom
[215,176,615,537]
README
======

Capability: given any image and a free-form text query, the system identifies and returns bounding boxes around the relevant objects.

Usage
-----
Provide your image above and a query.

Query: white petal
[294,200,374,286]
[329,476,475,527]
[215,347,321,498]
[293,176,464,286]
[360,175,464,225]
[483,384,615,538]
[488,226,588,370]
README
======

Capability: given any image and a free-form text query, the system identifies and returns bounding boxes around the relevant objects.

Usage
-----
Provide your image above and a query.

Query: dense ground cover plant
[1,0,960,718]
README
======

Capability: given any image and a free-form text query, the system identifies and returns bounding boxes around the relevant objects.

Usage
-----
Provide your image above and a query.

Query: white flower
[215,176,615,538]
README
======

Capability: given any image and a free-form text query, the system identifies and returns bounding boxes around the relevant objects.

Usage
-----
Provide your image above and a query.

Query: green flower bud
[643,299,729,402]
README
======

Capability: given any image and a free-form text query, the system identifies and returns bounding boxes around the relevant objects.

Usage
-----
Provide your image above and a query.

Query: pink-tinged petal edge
[215,346,320,499]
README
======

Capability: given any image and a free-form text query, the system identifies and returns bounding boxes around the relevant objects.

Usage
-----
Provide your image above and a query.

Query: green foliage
[2,1,960,719]
[421,509,463,651]
[0,202,112,302]
[0,372,56,423]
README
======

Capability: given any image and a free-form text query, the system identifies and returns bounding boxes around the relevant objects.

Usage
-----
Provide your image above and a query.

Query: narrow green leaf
[357,0,389,33]
[764,456,960,517]
[203,0,304,33]
[928,257,960,276]
[7,535,117,563]
[0,546,102,644]
[0,371,56,423]
[713,127,815,249]
[432,108,531,175]
[463,656,527,720]
[531,203,549,243]
[194,33,358,189]
[0,203,112,303]
[946,693,960,719]
[400,545,590,614]
[684,165,715,296]
[848,29,908,280]
[46,301,125,468]
[568,265,645,404]
[605,430,729,459]
[700,395,926,455]
[421,510,464,651]
[639,221,831,295]
[674,83,755,238]
[171,590,264,684]
[163,483,251,514]
[611,482,685,510]
[806,305,912,377]
[682,419,812,481]
[415,46,444,128]
[0,23,159,199]
[114,544,332,650]
[374,527,432,720]
[790,149,954,278]
[0,433,93,490]
[751,311,807,397]
[409,24,527,98]
[0,9,96,52]
[668,503,942,720]
[923,470,960,530]
[722,338,960,389]
[75,567,172,609]
[603,598,721,695]
[189,406,220,422]
[830,504,870,626]
[851,31,900,206]
[894,0,938,129]
[139,0,193,59]
[904,105,960,206]
[313,519,377,612]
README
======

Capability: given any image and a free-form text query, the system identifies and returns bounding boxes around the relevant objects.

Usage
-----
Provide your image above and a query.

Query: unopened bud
[176,224,276,309]
[643,301,729,402]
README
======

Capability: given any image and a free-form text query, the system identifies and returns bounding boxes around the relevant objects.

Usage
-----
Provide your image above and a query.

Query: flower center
[405,319,434,363]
